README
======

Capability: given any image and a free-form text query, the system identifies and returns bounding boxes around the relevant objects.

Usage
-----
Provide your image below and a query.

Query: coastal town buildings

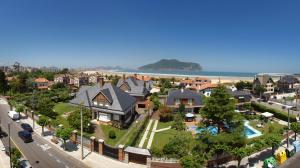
[166,88,203,113]
[34,77,50,89]
[180,77,211,91]
[70,82,137,127]
[73,73,89,87]
[88,73,103,84]
[252,74,275,94]
[54,74,71,85]
[277,75,300,93]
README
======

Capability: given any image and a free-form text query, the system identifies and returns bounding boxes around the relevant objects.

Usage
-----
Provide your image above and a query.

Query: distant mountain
[138,59,202,71]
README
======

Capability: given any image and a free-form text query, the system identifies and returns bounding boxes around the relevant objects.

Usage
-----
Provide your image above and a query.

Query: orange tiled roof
[135,75,151,81]
[181,79,193,84]
[35,77,49,83]
[198,83,218,91]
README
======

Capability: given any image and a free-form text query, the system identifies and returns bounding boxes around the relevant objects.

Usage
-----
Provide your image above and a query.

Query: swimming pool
[189,120,262,139]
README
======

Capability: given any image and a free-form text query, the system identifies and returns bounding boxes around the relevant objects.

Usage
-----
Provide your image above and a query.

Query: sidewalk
[20,116,146,168]
[220,133,299,168]
[0,139,10,168]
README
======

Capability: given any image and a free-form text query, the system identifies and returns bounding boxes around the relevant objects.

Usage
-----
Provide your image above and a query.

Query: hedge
[251,102,297,122]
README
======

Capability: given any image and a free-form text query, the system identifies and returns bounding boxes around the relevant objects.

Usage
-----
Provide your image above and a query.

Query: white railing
[151,157,179,163]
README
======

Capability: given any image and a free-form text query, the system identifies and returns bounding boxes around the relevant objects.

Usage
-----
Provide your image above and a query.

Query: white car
[8,110,20,120]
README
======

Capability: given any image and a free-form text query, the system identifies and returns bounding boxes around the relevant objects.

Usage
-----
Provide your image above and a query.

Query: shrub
[109,130,116,139]
[159,106,173,122]
[251,102,296,122]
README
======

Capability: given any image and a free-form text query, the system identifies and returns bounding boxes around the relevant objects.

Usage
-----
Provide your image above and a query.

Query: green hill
[138,59,202,71]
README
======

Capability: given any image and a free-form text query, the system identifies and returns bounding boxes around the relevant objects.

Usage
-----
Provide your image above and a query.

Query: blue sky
[0,0,299,73]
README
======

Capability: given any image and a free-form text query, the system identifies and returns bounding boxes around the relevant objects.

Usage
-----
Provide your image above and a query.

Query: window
[113,114,120,121]
[188,99,193,105]
[99,103,103,106]
[175,98,180,105]
[93,101,98,106]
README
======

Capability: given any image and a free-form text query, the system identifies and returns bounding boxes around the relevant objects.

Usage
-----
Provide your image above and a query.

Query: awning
[185,113,195,118]
[261,112,274,118]
[124,146,151,156]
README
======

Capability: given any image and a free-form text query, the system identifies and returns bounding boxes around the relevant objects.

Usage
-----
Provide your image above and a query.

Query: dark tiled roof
[166,89,203,106]
[278,75,299,84]
[117,77,152,97]
[70,83,136,113]
[227,89,252,99]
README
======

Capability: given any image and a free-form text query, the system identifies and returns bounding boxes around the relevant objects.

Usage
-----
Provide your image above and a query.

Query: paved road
[0,102,88,168]
[280,151,300,168]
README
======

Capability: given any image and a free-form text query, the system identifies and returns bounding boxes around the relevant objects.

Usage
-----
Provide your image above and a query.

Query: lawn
[101,125,128,146]
[151,121,177,150]
[249,120,285,134]
[53,103,77,115]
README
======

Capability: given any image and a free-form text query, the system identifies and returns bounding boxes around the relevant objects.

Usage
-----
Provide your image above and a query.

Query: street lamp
[31,110,35,130]
[286,105,293,150]
[8,122,12,168]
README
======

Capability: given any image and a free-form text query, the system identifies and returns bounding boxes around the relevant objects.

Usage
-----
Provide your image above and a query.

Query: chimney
[142,76,144,81]
[123,74,126,80]
[99,77,104,87]
[134,73,137,78]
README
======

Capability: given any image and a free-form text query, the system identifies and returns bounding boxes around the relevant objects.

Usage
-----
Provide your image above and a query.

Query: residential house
[34,77,50,89]
[88,73,103,84]
[252,75,275,94]
[70,83,137,127]
[117,76,152,108]
[180,77,211,91]
[227,89,252,103]
[54,74,70,85]
[73,73,89,87]
[134,74,152,82]
[198,83,218,97]
[277,75,300,93]
[166,89,203,113]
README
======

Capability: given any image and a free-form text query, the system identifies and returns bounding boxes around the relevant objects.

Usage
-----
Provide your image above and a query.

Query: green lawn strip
[249,120,285,134]
[156,121,174,130]
[151,128,178,150]
[101,125,128,146]
[150,121,177,150]
[53,102,77,115]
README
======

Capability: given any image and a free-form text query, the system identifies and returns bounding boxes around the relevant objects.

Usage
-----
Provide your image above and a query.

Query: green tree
[254,85,266,98]
[235,81,253,90]
[265,134,281,155]
[178,103,185,118]
[230,146,252,168]
[11,148,22,168]
[15,105,24,118]
[37,116,49,136]
[172,115,186,131]
[67,108,92,133]
[150,93,161,111]
[56,128,73,150]
[36,97,57,118]
[291,122,300,141]
[180,154,205,168]
[201,85,242,133]
[0,70,8,95]
[163,132,193,159]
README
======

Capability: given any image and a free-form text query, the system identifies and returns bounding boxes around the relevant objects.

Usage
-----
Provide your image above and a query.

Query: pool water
[189,121,262,139]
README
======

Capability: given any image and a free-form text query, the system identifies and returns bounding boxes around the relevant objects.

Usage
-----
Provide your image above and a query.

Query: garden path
[138,119,153,148]
[146,119,158,149]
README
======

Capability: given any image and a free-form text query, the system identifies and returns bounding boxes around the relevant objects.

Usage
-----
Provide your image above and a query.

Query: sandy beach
[82,70,259,84]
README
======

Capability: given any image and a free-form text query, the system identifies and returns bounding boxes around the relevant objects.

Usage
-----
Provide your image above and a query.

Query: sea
[115,69,257,78]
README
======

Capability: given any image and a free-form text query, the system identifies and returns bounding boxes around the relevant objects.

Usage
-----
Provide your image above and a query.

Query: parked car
[20,160,32,168]
[21,123,33,132]
[18,130,33,143]
[8,110,20,120]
